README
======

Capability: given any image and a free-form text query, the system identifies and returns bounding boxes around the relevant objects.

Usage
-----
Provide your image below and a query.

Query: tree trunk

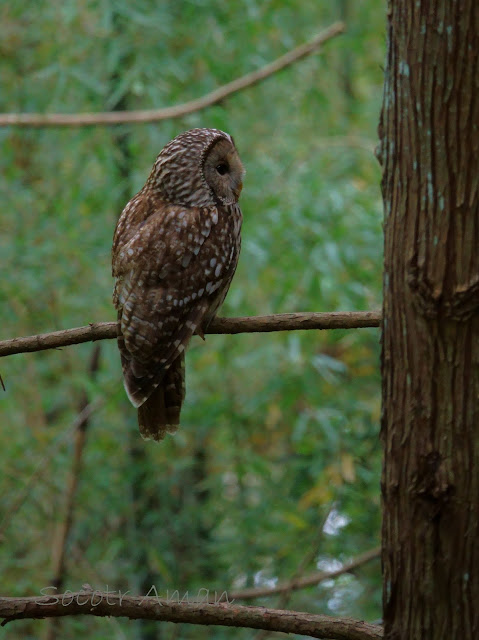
[379,1,479,639]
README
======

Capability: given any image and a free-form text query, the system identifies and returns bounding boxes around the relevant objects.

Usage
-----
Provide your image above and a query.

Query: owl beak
[233,181,243,201]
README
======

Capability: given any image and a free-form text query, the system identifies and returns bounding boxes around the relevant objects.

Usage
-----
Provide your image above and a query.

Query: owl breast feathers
[112,128,244,441]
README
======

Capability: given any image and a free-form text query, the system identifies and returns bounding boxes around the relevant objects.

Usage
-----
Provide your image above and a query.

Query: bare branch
[253,513,331,640]
[0,23,344,128]
[45,346,101,640]
[0,399,101,538]
[0,592,382,640]
[0,311,381,358]
[230,546,381,601]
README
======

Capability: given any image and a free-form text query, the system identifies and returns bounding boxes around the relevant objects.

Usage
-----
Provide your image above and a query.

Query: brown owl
[112,128,244,441]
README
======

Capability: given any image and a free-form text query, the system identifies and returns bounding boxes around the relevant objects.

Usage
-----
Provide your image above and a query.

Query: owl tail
[137,352,185,441]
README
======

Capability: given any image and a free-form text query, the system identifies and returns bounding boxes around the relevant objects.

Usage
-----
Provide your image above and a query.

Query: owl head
[147,128,245,207]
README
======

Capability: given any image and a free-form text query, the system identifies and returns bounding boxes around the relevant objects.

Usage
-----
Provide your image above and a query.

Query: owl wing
[113,194,239,408]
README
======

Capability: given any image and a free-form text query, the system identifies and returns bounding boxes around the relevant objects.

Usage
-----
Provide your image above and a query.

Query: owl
[112,128,244,441]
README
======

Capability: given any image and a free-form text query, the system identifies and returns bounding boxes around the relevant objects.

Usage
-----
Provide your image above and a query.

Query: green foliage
[0,1,385,638]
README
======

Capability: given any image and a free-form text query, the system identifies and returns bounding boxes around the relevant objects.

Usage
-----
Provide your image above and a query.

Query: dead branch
[253,513,331,640]
[0,23,344,128]
[0,400,101,538]
[0,592,382,640]
[0,311,381,358]
[230,546,381,601]
[45,346,101,640]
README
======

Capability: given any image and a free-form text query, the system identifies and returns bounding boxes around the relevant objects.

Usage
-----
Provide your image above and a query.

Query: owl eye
[216,163,229,176]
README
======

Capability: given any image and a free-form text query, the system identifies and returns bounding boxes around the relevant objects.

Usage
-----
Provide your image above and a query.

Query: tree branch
[230,546,381,601]
[0,399,102,538]
[0,23,344,128]
[0,311,381,358]
[0,593,382,640]
[253,513,331,640]
[45,346,101,640]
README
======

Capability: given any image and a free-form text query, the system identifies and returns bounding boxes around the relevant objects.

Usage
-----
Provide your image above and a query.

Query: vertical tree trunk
[379,1,479,639]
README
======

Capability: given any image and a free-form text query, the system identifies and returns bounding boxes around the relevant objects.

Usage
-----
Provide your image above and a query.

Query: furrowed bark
[379,1,479,638]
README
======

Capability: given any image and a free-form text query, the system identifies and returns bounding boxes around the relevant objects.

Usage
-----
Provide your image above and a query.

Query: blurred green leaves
[0,1,384,638]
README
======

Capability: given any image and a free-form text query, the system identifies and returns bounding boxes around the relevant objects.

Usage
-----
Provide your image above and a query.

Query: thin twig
[0,400,101,539]
[254,512,331,640]
[0,23,344,128]
[0,593,382,640]
[229,546,381,601]
[45,345,101,640]
[0,311,381,358]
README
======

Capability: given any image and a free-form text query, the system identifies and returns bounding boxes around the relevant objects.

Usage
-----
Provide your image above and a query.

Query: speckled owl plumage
[112,128,244,441]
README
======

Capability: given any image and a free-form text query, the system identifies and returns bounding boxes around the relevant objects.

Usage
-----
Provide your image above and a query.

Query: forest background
[0,2,385,638]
